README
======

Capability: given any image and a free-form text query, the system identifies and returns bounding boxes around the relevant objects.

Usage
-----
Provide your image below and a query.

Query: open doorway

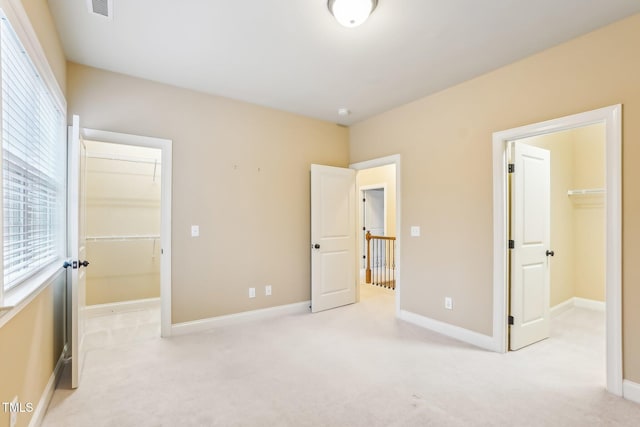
[492,105,622,395]
[82,140,163,351]
[79,128,172,340]
[508,123,606,359]
[351,155,401,314]
[65,121,172,388]
[362,187,385,250]
[358,167,396,288]
[514,123,605,318]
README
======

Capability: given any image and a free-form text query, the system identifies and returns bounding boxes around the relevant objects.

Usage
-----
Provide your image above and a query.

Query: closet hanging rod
[86,153,161,165]
[86,234,160,242]
[567,188,605,196]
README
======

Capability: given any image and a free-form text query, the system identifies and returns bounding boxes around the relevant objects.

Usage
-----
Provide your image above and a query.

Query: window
[1,14,65,292]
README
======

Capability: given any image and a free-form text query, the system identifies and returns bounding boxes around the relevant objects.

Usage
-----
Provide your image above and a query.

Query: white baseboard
[551,297,605,317]
[574,297,606,312]
[398,309,495,351]
[29,348,66,427]
[171,301,311,336]
[550,298,575,317]
[623,380,640,404]
[84,297,161,318]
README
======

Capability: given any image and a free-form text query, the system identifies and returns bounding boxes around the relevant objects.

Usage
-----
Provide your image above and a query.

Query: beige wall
[522,123,605,306]
[85,141,161,305]
[349,14,640,382]
[66,62,350,323]
[0,273,65,427]
[0,2,67,427]
[571,125,606,301]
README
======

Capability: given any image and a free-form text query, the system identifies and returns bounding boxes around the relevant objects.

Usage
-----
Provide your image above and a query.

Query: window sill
[0,263,65,328]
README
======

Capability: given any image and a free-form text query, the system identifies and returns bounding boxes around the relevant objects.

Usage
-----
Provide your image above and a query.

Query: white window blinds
[1,16,65,290]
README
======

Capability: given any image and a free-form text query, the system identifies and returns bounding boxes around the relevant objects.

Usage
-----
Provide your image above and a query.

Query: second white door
[510,142,552,351]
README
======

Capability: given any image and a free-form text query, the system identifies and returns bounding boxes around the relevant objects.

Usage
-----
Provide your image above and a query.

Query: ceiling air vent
[87,0,113,20]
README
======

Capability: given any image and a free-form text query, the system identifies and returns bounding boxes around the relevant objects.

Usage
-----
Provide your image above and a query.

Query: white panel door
[510,142,552,351]
[311,164,356,313]
[68,115,89,388]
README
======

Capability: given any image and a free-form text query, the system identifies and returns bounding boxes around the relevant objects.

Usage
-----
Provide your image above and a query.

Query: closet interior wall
[85,140,162,305]
[520,123,605,307]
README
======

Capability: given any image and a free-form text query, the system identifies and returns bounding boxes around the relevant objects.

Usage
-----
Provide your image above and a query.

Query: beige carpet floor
[42,286,640,426]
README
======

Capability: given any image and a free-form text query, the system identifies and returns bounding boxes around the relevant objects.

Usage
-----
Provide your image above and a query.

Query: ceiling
[48,0,640,125]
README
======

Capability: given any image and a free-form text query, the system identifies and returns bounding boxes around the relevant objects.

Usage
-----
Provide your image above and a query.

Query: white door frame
[492,105,622,395]
[82,128,173,338]
[350,154,401,316]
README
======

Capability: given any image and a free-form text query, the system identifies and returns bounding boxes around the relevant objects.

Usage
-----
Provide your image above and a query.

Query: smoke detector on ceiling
[87,0,113,21]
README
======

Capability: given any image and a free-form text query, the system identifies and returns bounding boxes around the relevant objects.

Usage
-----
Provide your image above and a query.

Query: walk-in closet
[83,140,162,349]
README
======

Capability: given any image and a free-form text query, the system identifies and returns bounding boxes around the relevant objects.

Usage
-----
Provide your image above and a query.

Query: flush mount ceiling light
[328,0,378,28]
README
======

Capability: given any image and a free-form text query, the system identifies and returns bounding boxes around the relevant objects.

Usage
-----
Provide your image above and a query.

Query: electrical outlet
[444,297,453,310]
[265,285,272,296]
[249,288,256,298]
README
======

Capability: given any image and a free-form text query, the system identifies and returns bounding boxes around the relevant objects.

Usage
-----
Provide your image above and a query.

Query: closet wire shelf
[567,188,605,196]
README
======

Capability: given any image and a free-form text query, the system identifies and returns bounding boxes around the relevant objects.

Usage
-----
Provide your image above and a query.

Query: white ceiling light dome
[328,0,378,28]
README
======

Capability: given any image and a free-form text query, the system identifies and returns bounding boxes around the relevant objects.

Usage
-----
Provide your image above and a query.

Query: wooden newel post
[365,231,372,283]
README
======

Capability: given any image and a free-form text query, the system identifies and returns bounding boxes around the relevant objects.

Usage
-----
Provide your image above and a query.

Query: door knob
[79,260,90,267]
[546,250,555,257]
[63,261,72,269]
[313,244,320,249]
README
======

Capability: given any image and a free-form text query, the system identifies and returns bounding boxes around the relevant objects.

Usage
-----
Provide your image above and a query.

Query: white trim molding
[84,297,160,318]
[551,297,606,317]
[574,297,606,312]
[623,380,640,405]
[399,310,495,351]
[492,104,622,395]
[0,268,65,329]
[81,128,172,338]
[171,301,310,336]
[550,298,575,317]
[28,349,66,427]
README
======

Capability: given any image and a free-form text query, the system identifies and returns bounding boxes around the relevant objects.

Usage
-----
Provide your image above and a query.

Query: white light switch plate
[411,226,421,237]
[445,297,453,310]
[191,225,199,237]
